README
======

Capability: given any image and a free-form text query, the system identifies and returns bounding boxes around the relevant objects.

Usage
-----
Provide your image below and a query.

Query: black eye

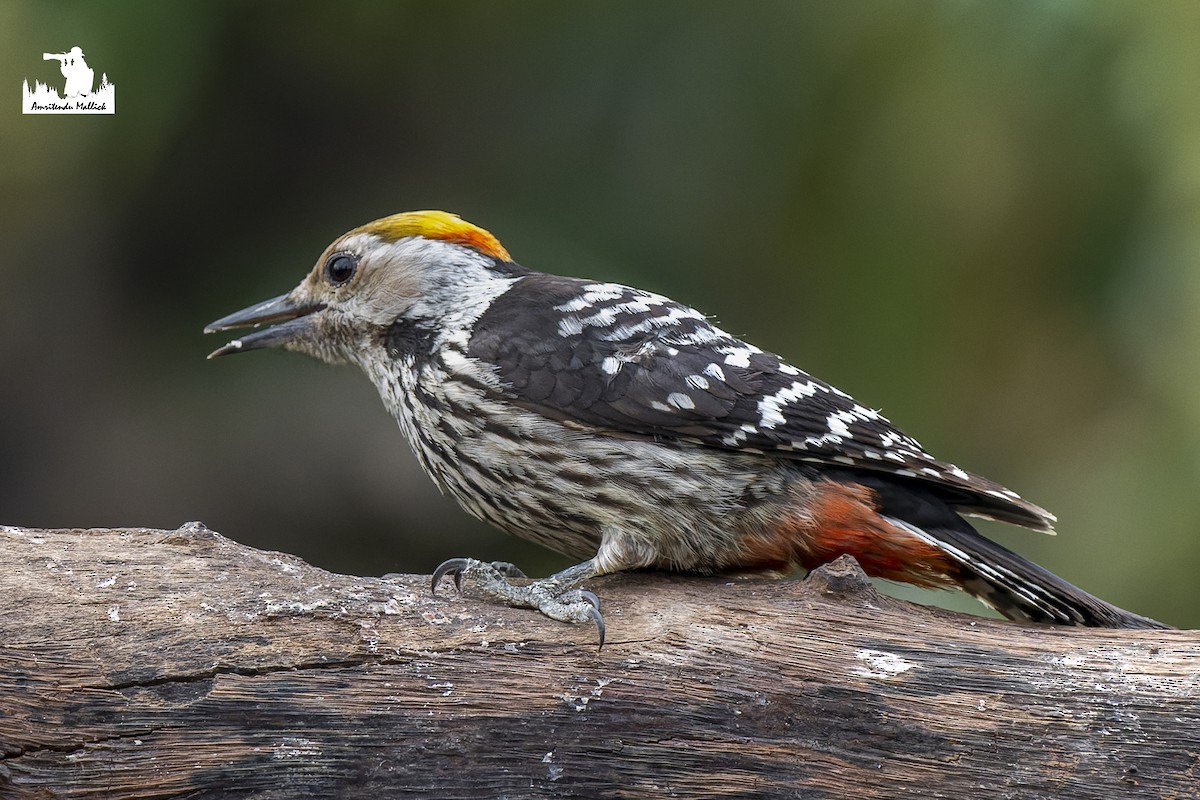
[325,253,358,286]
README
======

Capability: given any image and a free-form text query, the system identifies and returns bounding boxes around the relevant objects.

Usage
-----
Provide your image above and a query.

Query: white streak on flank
[667,392,695,410]
[851,403,882,420]
[579,306,618,327]
[601,322,653,341]
[703,362,726,381]
[826,409,856,439]
[723,350,752,368]
[557,316,584,337]
[759,404,786,428]
[756,379,822,430]
[648,306,705,327]
[884,515,970,562]
[553,295,594,313]
[685,374,709,390]
[578,283,626,304]
[601,356,621,375]
[854,649,914,679]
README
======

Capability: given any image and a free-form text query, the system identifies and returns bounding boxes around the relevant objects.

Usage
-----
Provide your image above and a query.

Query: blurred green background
[2,1,1197,626]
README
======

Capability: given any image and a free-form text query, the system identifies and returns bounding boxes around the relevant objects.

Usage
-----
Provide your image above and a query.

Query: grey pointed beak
[204,293,325,359]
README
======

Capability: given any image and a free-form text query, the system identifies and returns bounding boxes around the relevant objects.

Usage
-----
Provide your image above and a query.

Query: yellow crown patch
[359,210,511,262]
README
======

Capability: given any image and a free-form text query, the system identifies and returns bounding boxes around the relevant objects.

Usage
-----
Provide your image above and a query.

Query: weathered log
[0,523,1196,799]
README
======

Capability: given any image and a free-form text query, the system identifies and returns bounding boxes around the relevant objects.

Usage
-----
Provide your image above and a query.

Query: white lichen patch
[560,692,592,712]
[273,737,322,760]
[1036,645,1198,698]
[854,648,915,679]
[44,558,73,576]
[261,598,330,615]
[267,557,301,574]
[380,594,415,614]
[560,677,616,711]
[1051,653,1087,670]
[107,606,120,622]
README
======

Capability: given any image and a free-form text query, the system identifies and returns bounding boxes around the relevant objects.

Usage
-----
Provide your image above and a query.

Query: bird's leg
[432,557,604,644]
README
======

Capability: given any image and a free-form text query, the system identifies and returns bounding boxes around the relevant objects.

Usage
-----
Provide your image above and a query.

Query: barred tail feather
[883,516,1170,629]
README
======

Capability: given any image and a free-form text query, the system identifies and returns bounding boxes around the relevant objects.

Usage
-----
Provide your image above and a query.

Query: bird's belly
[410,406,769,568]
[375,365,786,569]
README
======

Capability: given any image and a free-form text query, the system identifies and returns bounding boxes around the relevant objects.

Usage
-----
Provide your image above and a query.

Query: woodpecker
[206,210,1166,641]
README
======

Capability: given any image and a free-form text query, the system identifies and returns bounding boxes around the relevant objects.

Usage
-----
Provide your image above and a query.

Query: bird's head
[205,210,519,365]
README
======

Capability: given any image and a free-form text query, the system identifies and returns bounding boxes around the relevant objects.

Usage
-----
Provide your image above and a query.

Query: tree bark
[0,523,1196,799]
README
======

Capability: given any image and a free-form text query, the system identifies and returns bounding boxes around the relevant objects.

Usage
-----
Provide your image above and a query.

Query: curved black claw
[578,590,601,612]
[431,557,471,595]
[587,605,606,651]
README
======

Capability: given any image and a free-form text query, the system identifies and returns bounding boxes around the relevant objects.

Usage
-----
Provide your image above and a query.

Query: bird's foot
[432,557,604,647]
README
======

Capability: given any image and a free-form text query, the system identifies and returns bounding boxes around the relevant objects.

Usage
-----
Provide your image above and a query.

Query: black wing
[466,273,1054,531]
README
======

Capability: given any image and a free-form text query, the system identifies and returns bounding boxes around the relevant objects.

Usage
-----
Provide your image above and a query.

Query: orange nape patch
[358,210,512,262]
[739,481,962,588]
